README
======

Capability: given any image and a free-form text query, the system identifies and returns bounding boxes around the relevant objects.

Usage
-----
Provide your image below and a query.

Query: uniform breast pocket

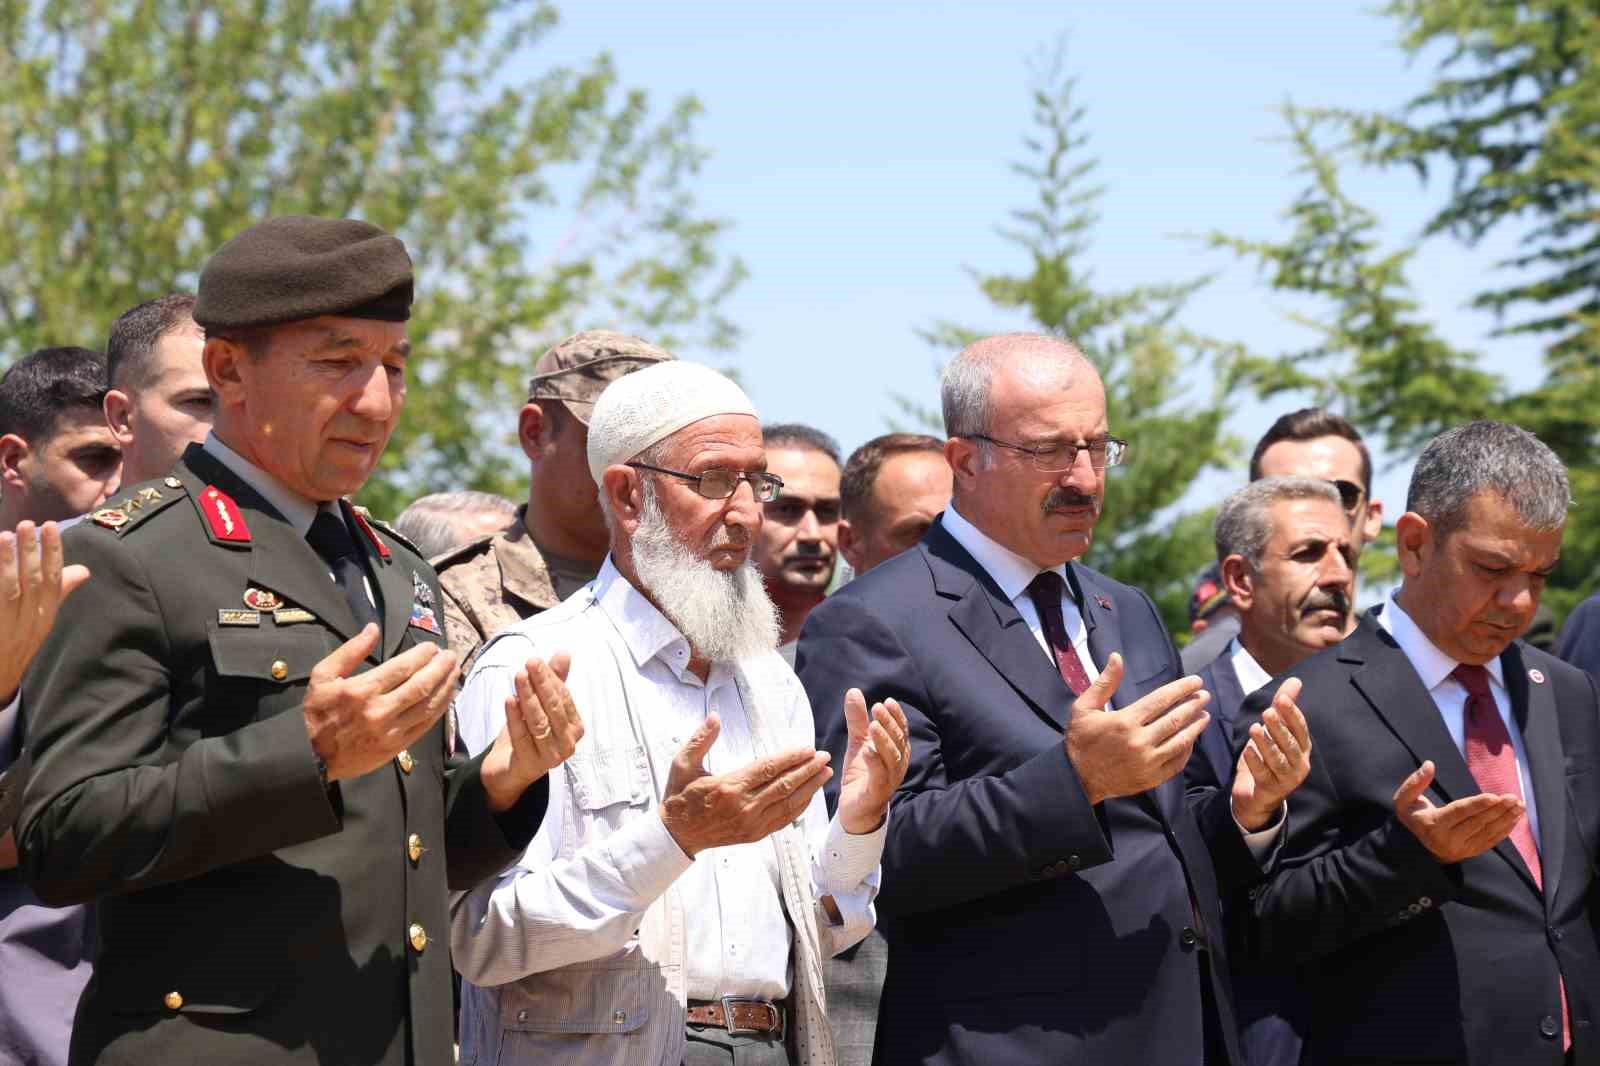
[203,625,336,734]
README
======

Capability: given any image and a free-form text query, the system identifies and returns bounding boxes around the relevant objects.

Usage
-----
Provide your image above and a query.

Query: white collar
[202,432,327,538]
[1378,593,1505,692]
[941,503,1073,605]
[1226,637,1274,697]
[592,557,712,685]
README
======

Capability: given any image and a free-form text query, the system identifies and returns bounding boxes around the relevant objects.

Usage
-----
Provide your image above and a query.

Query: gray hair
[1406,420,1571,538]
[394,491,517,558]
[940,351,995,438]
[1214,476,1345,570]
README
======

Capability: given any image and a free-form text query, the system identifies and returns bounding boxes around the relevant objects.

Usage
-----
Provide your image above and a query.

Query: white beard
[630,483,782,665]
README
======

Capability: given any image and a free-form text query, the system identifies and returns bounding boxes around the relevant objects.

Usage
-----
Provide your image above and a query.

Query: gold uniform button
[407,833,424,864]
[397,750,414,774]
[164,991,183,1011]
[408,923,427,953]
[269,660,289,681]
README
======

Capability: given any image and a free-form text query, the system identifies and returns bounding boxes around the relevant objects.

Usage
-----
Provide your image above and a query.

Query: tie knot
[1027,569,1068,610]
[1451,662,1494,701]
[306,510,358,565]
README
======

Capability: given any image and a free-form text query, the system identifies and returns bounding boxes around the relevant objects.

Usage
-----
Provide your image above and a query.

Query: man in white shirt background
[450,360,909,1066]
[1183,475,1357,1066]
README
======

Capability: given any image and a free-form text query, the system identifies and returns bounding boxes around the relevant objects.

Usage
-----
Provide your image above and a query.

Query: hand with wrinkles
[302,625,459,782]
[659,713,833,857]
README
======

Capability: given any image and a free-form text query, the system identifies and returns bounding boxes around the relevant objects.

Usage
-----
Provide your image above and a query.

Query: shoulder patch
[91,480,187,536]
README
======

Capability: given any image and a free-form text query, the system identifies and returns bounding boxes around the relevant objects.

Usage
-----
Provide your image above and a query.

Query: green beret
[193,215,413,332]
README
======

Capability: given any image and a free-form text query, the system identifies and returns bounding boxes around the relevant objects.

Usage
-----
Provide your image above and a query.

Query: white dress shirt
[1228,638,1274,698]
[452,559,884,1000]
[1378,596,1541,844]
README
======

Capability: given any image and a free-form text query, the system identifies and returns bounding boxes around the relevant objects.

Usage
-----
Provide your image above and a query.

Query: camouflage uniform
[435,508,563,670]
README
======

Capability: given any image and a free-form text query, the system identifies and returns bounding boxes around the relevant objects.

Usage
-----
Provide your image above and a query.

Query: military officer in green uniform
[15,215,582,1066]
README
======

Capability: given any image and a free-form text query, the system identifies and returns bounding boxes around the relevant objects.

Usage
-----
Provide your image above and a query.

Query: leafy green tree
[914,48,1244,633]
[0,0,742,515]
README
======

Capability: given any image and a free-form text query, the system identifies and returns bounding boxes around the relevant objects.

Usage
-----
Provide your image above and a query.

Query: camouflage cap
[527,330,675,425]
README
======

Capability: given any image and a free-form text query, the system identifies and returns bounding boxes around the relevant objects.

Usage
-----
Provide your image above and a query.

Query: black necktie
[306,510,381,632]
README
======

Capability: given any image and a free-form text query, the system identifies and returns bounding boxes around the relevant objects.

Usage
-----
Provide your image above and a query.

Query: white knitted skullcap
[586,361,759,486]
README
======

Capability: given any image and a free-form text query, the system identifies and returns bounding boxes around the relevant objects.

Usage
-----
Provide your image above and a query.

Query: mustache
[1301,585,1351,619]
[1043,488,1098,512]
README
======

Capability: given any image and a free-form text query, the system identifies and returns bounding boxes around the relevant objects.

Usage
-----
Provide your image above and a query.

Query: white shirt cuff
[818,809,887,896]
[608,808,696,905]
[1236,801,1287,862]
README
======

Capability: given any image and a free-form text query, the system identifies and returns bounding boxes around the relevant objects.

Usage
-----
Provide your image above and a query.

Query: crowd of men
[0,213,1596,1066]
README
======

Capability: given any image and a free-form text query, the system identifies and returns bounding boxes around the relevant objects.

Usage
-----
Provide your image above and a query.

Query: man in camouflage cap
[435,329,673,668]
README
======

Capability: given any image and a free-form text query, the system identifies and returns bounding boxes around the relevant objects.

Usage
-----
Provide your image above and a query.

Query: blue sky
[542,2,1534,517]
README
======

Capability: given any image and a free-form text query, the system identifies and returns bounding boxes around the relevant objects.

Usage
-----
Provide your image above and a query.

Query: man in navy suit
[1248,421,1600,1065]
[796,332,1312,1066]
[1184,476,1356,1066]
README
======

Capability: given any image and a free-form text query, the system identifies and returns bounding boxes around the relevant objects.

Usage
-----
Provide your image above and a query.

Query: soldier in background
[435,330,672,667]
[103,293,214,486]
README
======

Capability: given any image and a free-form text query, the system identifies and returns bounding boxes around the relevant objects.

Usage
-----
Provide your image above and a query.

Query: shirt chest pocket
[564,745,652,840]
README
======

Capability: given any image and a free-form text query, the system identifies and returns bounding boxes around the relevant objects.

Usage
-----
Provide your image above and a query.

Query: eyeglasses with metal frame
[963,434,1129,472]
[626,461,785,503]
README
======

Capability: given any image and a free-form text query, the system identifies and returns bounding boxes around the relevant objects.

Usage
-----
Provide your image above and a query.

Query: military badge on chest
[409,570,441,635]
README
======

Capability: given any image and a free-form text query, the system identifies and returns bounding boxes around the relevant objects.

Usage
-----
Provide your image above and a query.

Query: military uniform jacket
[435,507,561,672]
[16,445,546,1066]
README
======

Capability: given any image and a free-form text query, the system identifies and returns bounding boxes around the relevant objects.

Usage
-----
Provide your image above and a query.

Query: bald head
[941,332,1099,438]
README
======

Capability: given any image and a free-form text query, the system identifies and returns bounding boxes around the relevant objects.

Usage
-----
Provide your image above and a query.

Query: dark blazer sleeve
[18,531,342,905]
[440,726,546,892]
[1558,595,1600,679]
[1241,684,1460,966]
[798,590,1115,918]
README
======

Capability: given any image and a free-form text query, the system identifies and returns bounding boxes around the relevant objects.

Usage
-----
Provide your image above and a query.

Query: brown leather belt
[686,997,786,1040]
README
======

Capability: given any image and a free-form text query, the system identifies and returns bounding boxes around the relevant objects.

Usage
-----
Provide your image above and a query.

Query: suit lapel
[1503,644,1565,906]
[925,521,1073,731]
[1348,617,1482,804]
[1073,564,1177,825]
[180,450,361,646]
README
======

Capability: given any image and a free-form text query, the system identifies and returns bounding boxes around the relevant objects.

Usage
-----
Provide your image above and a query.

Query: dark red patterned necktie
[1452,663,1568,1049]
[1027,570,1091,696]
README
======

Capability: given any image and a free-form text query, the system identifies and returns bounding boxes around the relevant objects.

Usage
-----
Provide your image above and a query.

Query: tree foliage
[0,0,742,515]
[914,48,1244,634]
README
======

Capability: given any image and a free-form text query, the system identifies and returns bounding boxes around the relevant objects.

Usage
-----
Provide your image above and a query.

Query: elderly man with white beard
[449,361,910,1066]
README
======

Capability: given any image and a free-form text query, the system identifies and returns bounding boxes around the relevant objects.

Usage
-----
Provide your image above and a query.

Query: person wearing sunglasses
[1250,407,1383,549]
[753,423,843,665]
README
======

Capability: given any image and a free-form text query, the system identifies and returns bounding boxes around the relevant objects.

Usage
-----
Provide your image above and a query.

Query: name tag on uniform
[217,609,260,627]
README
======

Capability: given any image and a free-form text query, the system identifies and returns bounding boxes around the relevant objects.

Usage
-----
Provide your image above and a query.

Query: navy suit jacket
[1246,613,1600,1065]
[1183,649,1305,1066]
[797,518,1258,1066]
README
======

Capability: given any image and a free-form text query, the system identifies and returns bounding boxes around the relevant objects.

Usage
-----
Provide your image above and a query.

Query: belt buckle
[720,996,784,1041]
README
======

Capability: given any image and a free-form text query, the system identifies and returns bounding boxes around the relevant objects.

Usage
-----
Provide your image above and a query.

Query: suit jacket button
[407,833,424,864]
[1180,927,1198,949]
[397,750,415,774]
[1419,896,1432,908]
[1408,903,1422,914]
[1550,926,1565,942]
[269,659,289,681]
[1067,854,1081,870]
[163,991,183,1011]
[408,923,427,953]
[1541,1015,1560,1039]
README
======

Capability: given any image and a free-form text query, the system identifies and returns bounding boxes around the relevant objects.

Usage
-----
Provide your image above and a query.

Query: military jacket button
[1540,1015,1559,1039]
[397,750,415,774]
[269,660,288,681]
[407,833,424,864]
[164,990,183,1011]
[408,923,427,953]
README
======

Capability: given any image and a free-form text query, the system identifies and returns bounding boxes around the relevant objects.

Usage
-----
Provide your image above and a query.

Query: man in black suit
[1247,420,1600,1065]
[1184,476,1356,1066]
[797,332,1312,1066]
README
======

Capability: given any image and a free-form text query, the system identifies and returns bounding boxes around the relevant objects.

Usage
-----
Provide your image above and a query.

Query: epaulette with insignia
[351,504,420,560]
[90,477,187,535]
